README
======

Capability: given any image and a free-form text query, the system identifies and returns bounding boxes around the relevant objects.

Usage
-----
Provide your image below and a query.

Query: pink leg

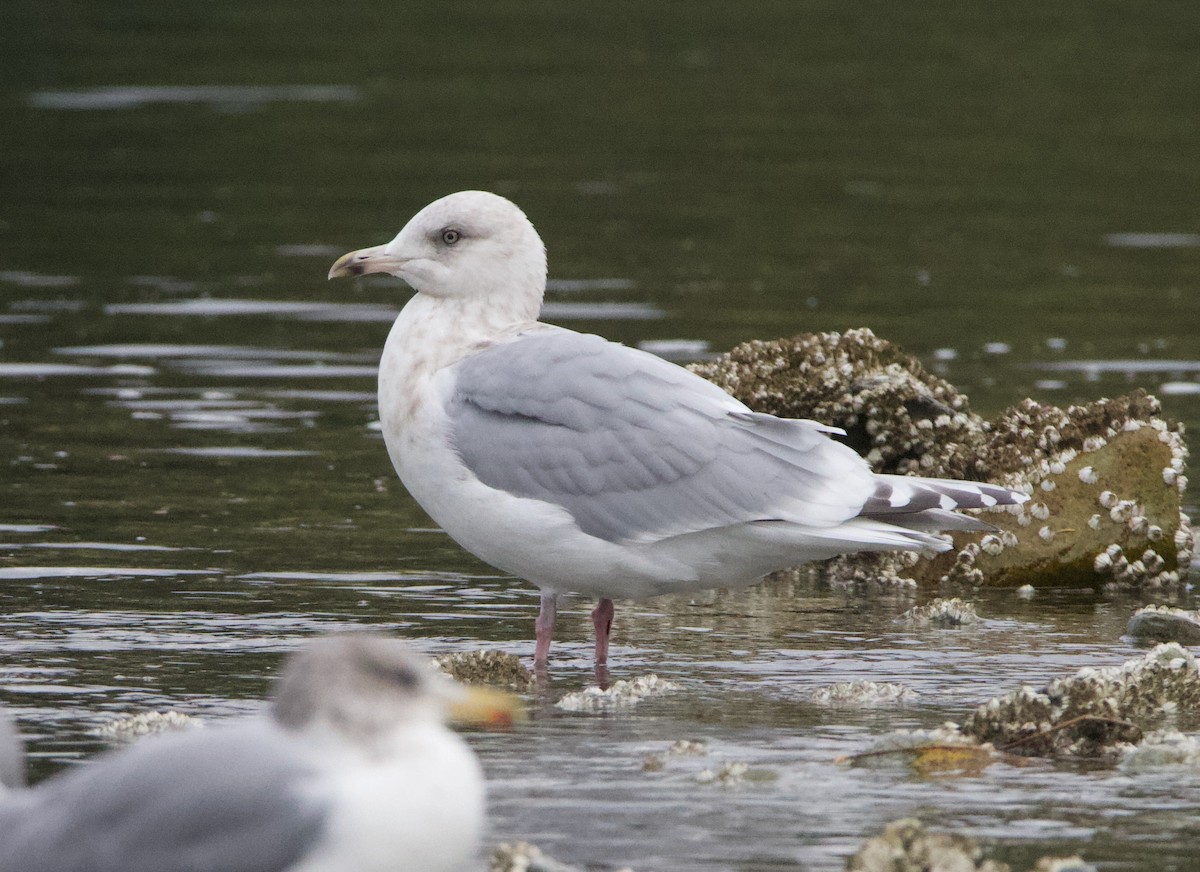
[591,598,615,666]
[534,592,557,665]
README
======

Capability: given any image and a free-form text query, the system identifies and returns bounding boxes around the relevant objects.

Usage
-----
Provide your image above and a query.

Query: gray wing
[447,330,875,544]
[0,707,24,789]
[0,720,328,872]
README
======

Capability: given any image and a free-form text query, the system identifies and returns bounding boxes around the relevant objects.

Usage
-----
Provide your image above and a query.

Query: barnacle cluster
[555,674,680,713]
[962,643,1200,758]
[846,818,1011,872]
[92,709,202,742]
[809,680,919,706]
[898,597,979,627]
[434,650,534,691]
[692,329,1193,590]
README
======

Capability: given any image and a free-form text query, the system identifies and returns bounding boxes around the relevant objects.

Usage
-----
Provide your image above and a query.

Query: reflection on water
[2,1,1200,868]
[27,85,359,111]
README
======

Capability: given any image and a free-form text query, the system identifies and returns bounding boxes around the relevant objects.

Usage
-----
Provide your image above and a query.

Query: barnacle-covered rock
[962,643,1200,758]
[846,818,1010,872]
[93,710,202,743]
[810,680,919,706]
[898,597,979,627]
[1120,729,1200,771]
[434,650,534,692]
[555,675,679,713]
[692,330,1192,590]
[1126,605,1200,646]
[490,842,597,872]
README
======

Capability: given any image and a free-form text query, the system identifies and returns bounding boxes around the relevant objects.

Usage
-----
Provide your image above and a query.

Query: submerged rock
[1126,604,1200,646]
[1120,728,1200,771]
[963,643,1200,758]
[846,818,1009,872]
[555,674,680,713]
[898,597,979,627]
[92,710,202,742]
[490,842,598,872]
[691,329,1191,590]
[434,650,534,692]
[847,819,1097,872]
[810,680,920,706]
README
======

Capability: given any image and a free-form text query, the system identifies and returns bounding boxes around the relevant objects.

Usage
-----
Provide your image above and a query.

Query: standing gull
[329,191,1027,668]
[0,635,518,872]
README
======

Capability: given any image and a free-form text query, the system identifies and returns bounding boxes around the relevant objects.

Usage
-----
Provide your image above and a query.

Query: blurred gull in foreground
[0,707,23,790]
[330,191,1027,669]
[0,635,519,872]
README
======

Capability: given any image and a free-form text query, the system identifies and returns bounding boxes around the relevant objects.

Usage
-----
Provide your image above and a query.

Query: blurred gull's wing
[447,330,875,544]
[0,706,23,790]
[0,721,327,872]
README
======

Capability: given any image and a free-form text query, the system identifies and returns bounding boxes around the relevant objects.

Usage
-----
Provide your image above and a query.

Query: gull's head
[271,634,522,743]
[328,191,547,307]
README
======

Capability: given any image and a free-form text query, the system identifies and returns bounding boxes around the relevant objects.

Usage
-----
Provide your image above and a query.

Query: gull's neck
[378,291,543,433]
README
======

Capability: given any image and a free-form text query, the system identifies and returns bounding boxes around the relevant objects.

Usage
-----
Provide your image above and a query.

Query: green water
[2,3,1199,869]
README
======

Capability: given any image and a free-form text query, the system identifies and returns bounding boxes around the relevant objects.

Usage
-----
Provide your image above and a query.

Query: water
[2,2,1200,869]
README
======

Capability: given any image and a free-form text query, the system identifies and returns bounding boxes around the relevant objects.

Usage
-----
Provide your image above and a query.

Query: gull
[0,635,519,872]
[329,191,1027,669]
[0,707,22,791]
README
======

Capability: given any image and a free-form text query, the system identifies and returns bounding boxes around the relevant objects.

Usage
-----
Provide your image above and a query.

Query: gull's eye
[440,228,461,245]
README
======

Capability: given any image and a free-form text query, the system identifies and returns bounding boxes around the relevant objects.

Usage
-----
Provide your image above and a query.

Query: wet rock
[898,598,979,627]
[1015,584,1036,600]
[810,680,919,706]
[643,738,707,772]
[434,650,534,692]
[695,760,749,785]
[963,643,1200,758]
[846,817,1010,872]
[692,330,1191,590]
[555,674,680,713]
[489,841,602,872]
[1120,729,1200,771]
[1126,604,1200,646]
[92,710,202,742]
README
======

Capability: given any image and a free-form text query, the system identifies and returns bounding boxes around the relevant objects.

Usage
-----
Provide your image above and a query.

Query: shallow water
[3,2,1200,869]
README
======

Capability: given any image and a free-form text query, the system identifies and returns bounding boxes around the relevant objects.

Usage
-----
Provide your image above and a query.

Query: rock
[898,598,979,627]
[1120,729,1200,771]
[691,329,1191,590]
[810,680,920,706]
[695,761,749,785]
[962,643,1200,758]
[92,710,202,742]
[555,674,680,713]
[1030,859,1096,872]
[434,650,534,692]
[1126,604,1200,646]
[846,818,1009,872]
[490,842,595,872]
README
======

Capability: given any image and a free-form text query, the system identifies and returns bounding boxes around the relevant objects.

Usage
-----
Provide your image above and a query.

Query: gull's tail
[859,473,1028,534]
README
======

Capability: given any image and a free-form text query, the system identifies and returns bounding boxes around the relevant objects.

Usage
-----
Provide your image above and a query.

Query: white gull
[329,191,1027,668]
[0,635,518,872]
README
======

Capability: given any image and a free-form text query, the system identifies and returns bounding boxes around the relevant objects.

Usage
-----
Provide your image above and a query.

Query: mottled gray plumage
[449,329,874,544]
